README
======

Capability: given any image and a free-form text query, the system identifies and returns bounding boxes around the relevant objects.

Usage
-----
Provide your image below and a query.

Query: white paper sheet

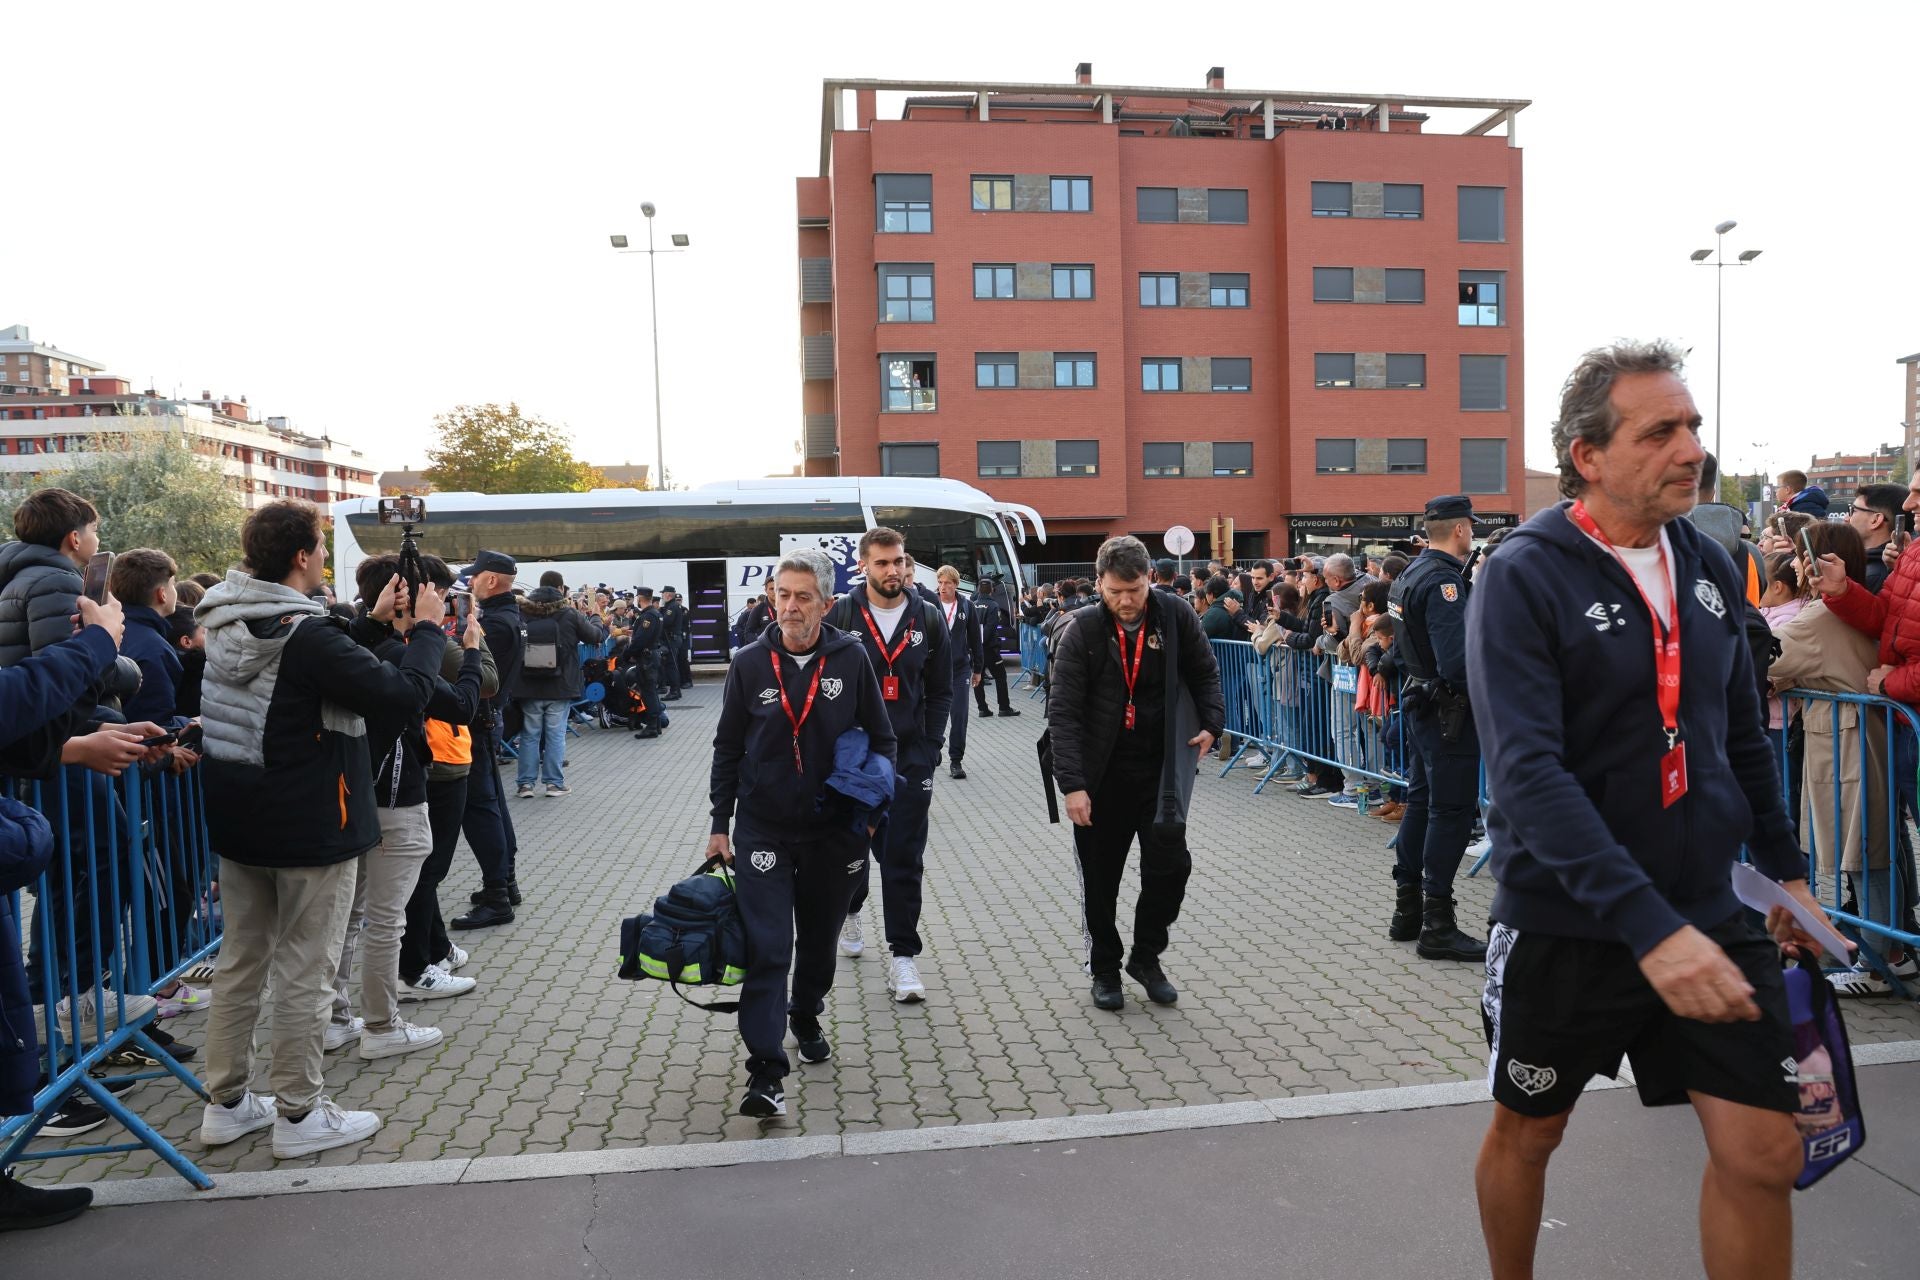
[1729,863,1856,966]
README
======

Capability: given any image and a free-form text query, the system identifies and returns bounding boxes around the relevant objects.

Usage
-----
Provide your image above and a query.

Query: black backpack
[617,855,749,1011]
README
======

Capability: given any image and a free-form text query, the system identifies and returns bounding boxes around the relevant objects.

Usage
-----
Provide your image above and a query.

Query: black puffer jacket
[0,541,85,665]
[350,613,488,808]
[1046,589,1225,798]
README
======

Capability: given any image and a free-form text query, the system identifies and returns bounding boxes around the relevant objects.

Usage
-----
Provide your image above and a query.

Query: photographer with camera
[321,551,489,1059]
[194,498,452,1159]
[451,550,526,929]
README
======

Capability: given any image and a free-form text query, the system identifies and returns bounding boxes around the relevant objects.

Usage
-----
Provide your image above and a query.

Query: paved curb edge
[74,1038,1920,1209]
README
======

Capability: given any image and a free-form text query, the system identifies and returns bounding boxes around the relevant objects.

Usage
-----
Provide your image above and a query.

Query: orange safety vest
[425,718,472,767]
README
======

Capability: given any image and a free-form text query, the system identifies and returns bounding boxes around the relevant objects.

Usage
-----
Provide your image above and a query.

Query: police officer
[627,588,668,739]
[1385,496,1486,961]
[934,565,983,780]
[453,550,525,929]
[658,587,687,699]
[827,527,951,1002]
[709,549,897,1119]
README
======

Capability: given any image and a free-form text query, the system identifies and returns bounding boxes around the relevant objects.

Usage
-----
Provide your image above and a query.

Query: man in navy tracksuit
[827,528,951,1002]
[709,550,895,1119]
[933,565,982,780]
[1468,341,1834,1280]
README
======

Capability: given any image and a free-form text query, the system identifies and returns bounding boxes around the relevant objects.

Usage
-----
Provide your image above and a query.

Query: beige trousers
[203,858,357,1112]
[331,805,434,1034]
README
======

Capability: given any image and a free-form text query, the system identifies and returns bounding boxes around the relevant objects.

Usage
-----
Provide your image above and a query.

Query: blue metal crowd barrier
[2,761,221,1188]
[1209,639,1411,800]
[1018,622,1048,700]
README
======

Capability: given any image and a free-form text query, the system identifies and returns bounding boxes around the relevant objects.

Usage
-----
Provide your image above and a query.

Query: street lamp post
[1690,220,1762,470]
[610,204,690,491]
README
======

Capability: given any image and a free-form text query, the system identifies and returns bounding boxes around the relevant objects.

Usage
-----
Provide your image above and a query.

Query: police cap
[463,549,518,578]
[635,586,656,600]
[1423,495,1475,523]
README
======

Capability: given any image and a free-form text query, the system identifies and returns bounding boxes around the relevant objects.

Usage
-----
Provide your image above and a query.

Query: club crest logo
[757,687,780,704]
[821,677,844,700]
[1694,579,1726,619]
[749,850,776,873]
[1441,583,1459,602]
[1507,1060,1557,1097]
[1146,632,1163,650]
[908,628,925,647]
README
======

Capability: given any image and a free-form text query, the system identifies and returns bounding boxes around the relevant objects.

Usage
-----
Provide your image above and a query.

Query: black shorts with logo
[1480,912,1799,1118]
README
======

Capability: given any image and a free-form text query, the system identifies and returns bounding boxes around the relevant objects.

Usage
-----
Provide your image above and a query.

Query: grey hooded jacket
[196,570,447,868]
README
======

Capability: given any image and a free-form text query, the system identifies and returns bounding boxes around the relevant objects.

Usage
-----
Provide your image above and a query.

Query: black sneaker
[949,763,966,780]
[790,1015,832,1064]
[977,707,994,718]
[996,706,1021,717]
[1091,972,1125,1011]
[102,1026,196,1068]
[0,1170,92,1232]
[739,1074,786,1118]
[40,1097,111,1138]
[1125,957,1179,1005]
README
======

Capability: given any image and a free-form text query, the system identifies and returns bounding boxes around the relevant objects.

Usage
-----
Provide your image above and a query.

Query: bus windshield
[870,507,1009,590]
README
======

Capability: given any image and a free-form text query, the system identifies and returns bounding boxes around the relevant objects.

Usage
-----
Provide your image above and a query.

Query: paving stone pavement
[25,671,1920,1185]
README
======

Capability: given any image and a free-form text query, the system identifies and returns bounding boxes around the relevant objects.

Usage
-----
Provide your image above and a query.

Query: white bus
[332,477,1046,662]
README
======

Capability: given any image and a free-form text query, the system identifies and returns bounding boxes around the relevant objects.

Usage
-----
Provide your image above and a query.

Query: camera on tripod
[376,496,427,621]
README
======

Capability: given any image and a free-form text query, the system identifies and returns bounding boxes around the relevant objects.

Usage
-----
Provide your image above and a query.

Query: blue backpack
[617,855,749,1011]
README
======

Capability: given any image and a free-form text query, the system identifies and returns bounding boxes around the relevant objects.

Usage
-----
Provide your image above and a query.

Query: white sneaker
[839,914,864,958]
[271,1097,381,1159]
[359,1018,445,1060]
[57,990,158,1040]
[1827,954,1918,998]
[889,955,926,1003]
[438,944,469,972]
[401,964,476,1001]
[322,1017,365,1052]
[1241,750,1269,769]
[200,1090,276,1146]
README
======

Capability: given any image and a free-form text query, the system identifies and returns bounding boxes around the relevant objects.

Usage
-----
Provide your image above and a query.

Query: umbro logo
[846,859,864,875]
[921,778,934,792]
[757,687,780,704]
[1584,602,1626,632]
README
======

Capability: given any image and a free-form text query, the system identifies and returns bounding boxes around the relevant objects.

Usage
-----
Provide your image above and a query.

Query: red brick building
[796,67,1528,562]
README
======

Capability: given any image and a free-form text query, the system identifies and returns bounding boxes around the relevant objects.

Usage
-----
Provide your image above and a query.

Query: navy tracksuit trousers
[947,663,972,765]
[732,820,866,1080]
[847,755,934,957]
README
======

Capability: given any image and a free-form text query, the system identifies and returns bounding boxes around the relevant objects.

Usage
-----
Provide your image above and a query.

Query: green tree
[424,403,606,494]
[0,424,246,575]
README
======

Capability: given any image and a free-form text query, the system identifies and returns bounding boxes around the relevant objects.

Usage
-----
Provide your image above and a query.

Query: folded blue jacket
[821,727,896,833]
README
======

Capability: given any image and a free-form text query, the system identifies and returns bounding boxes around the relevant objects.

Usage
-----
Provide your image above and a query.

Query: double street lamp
[1690,219,1763,470]
[610,203,690,491]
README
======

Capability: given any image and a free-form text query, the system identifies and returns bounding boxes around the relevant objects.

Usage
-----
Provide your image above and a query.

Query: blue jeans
[516,699,570,789]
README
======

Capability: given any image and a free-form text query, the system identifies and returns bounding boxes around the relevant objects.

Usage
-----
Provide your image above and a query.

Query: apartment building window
[1311,182,1352,217]
[1211,357,1252,392]
[878,264,934,323]
[1313,267,1354,302]
[1212,442,1254,476]
[1050,176,1091,212]
[1459,186,1506,242]
[1460,354,1508,410]
[1054,353,1096,388]
[1140,273,1178,306]
[1314,353,1356,389]
[1461,439,1508,493]
[881,355,937,412]
[977,440,1021,477]
[975,352,1017,389]
[1386,354,1427,389]
[1052,265,1094,299]
[973,264,1014,299]
[1210,273,1249,307]
[1383,184,1424,219]
[1385,268,1425,303]
[1142,358,1182,392]
[1387,439,1428,474]
[1207,189,1248,223]
[1137,187,1177,222]
[1143,443,1184,477]
[875,174,932,233]
[1316,439,1357,474]
[1057,440,1099,476]
[1460,271,1506,326]
[882,443,940,478]
[971,175,1013,211]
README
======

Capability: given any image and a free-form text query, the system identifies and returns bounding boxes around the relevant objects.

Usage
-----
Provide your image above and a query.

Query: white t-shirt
[1587,528,1675,627]
[865,596,910,642]
[787,649,817,668]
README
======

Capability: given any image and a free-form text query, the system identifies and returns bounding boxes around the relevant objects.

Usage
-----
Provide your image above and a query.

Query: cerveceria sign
[1289,512,1519,536]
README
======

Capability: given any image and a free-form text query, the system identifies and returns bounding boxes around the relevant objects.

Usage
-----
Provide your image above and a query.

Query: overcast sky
[10,3,1916,490]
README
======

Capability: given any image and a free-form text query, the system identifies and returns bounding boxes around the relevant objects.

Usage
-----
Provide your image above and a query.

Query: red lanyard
[1568,501,1681,747]
[942,600,958,630]
[1116,620,1146,730]
[769,648,825,774]
[859,600,915,676]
